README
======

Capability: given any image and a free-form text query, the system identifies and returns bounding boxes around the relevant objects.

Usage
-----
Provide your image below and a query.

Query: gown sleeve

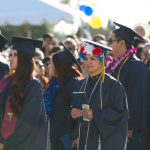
[93,80,128,139]
[4,79,47,150]
[122,60,149,130]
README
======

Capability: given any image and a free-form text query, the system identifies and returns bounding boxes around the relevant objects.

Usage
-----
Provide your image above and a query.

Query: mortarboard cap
[11,36,38,57]
[32,39,43,49]
[53,42,82,70]
[113,22,144,45]
[0,32,7,51]
[83,39,112,51]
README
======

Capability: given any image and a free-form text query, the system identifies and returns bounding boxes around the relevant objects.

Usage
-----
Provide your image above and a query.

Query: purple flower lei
[106,48,136,75]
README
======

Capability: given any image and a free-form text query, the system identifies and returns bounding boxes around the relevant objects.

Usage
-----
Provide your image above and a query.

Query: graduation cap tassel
[102,53,105,82]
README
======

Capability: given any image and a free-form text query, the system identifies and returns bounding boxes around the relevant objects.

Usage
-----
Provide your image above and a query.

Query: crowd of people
[0,22,150,150]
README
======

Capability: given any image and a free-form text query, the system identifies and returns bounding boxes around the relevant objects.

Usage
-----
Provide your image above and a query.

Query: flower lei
[43,77,60,118]
[106,48,136,75]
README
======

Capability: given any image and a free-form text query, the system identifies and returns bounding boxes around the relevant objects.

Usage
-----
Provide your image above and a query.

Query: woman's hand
[128,130,133,139]
[72,138,79,149]
[71,108,82,119]
[82,109,93,120]
[0,143,4,150]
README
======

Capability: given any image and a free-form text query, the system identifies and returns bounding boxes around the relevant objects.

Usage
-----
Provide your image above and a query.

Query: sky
[42,0,150,35]
[69,0,150,28]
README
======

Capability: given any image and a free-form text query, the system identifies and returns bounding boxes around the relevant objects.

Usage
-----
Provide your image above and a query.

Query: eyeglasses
[107,38,118,45]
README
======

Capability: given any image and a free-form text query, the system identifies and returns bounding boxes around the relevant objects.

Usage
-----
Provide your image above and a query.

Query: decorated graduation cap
[113,22,144,45]
[53,42,82,70]
[0,32,7,51]
[11,36,40,57]
[79,39,112,81]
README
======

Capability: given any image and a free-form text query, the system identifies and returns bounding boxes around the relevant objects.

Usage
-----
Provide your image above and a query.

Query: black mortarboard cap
[54,42,82,70]
[0,32,7,50]
[32,39,43,49]
[11,36,38,57]
[113,22,144,45]
[83,39,112,51]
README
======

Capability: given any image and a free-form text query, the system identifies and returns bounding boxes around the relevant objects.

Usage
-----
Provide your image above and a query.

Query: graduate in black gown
[0,36,47,150]
[0,33,9,80]
[48,44,82,150]
[107,22,149,150]
[71,40,128,150]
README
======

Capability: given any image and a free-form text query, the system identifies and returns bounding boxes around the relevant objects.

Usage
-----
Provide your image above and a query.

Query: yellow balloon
[90,16,102,29]
[90,2,96,7]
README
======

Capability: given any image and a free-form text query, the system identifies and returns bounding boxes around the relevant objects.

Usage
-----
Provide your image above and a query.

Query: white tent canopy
[0,0,78,25]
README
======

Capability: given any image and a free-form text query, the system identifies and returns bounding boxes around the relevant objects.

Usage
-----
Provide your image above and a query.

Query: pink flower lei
[106,48,136,75]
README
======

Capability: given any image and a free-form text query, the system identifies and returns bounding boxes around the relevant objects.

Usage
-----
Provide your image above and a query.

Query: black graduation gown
[112,55,149,150]
[0,78,47,150]
[50,78,79,150]
[72,74,128,150]
[0,60,9,81]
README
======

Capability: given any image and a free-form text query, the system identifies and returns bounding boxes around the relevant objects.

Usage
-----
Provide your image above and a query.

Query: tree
[61,0,69,4]
[0,22,54,42]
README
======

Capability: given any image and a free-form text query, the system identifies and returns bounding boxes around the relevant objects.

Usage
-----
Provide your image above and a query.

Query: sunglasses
[107,38,118,45]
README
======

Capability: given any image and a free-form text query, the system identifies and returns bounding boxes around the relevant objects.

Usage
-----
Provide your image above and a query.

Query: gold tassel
[102,53,105,82]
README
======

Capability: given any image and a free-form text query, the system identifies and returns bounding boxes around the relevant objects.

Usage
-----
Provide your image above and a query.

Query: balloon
[84,6,93,16]
[90,2,96,7]
[79,5,93,16]
[79,5,86,11]
[90,16,102,29]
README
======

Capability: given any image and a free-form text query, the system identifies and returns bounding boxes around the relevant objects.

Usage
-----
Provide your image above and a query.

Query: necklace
[77,75,103,150]
[106,48,136,75]
[88,75,102,104]
[79,75,102,104]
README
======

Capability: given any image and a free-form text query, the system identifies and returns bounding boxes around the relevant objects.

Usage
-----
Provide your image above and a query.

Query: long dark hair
[10,51,34,113]
[52,54,81,105]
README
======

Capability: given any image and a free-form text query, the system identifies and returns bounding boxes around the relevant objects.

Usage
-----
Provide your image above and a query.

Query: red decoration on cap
[92,47,102,57]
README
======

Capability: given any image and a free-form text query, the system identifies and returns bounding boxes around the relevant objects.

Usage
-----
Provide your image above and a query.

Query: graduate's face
[107,32,122,58]
[44,60,52,76]
[48,58,56,77]
[9,49,18,70]
[83,54,102,76]
[42,37,52,48]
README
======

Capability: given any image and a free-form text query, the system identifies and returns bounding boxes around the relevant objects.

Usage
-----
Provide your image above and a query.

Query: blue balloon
[79,5,86,11]
[84,6,93,16]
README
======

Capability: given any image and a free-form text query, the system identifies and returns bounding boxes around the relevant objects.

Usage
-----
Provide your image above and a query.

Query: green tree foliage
[0,21,53,42]
[61,0,69,4]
